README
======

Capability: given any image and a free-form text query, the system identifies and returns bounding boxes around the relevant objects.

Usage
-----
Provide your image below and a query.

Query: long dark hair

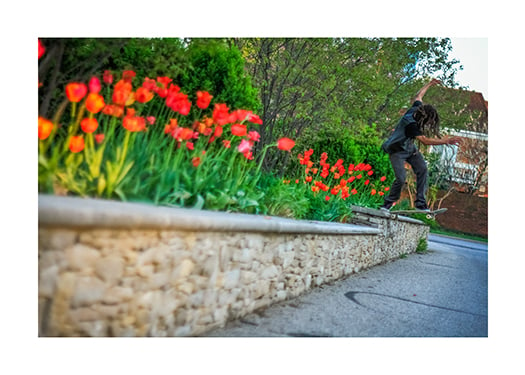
[413,104,440,137]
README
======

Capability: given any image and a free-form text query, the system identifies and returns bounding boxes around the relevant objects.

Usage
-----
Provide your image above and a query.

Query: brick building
[428,90,488,196]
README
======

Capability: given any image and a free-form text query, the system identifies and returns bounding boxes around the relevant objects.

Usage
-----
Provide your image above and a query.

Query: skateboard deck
[390,208,447,220]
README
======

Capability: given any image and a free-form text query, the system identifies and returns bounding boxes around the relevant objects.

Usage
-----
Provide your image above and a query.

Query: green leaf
[192,194,205,210]
[97,175,106,196]
[115,161,134,186]
[114,187,127,201]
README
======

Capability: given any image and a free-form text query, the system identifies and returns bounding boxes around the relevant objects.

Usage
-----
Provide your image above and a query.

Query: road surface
[202,234,488,337]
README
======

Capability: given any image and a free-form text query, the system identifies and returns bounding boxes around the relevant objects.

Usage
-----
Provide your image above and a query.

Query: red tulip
[277,137,295,151]
[65,82,87,103]
[38,39,45,59]
[196,91,213,109]
[103,70,113,85]
[88,76,102,93]
[95,134,105,144]
[231,124,247,137]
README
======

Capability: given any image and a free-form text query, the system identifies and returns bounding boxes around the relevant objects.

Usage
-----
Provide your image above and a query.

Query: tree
[38,38,129,118]
[232,37,462,175]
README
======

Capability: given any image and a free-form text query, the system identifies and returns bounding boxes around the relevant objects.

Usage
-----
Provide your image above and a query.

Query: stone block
[171,259,195,283]
[223,269,241,289]
[39,229,77,251]
[95,255,124,284]
[102,286,134,304]
[39,264,59,298]
[261,265,279,279]
[72,276,107,308]
[65,243,101,271]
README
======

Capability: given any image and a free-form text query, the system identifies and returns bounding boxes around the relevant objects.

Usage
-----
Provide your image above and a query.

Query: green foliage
[304,193,352,223]
[426,151,452,191]
[180,40,260,111]
[351,122,394,182]
[298,127,363,169]
[235,38,461,153]
[416,237,428,253]
[109,38,188,82]
[289,122,394,184]
[259,175,311,219]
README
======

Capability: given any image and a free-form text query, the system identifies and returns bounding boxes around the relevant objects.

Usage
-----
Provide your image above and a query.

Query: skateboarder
[380,79,462,211]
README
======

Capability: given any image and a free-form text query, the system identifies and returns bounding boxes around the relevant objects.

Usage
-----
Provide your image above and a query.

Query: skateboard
[390,208,447,220]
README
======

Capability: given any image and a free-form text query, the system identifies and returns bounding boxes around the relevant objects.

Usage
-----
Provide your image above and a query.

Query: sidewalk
[202,234,488,337]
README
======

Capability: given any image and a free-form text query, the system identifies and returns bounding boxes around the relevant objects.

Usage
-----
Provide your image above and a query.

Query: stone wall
[38,195,429,337]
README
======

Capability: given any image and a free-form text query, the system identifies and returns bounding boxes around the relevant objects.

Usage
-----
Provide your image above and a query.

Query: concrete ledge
[39,195,379,235]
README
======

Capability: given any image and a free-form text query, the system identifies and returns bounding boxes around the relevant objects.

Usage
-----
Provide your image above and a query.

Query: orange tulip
[102,104,124,118]
[86,93,105,114]
[69,136,85,153]
[135,87,154,103]
[80,118,99,134]
[123,115,146,132]
[112,80,132,106]
[38,117,53,140]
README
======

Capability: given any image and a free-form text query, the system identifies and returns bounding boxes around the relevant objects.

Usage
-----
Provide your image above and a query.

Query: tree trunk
[39,40,65,117]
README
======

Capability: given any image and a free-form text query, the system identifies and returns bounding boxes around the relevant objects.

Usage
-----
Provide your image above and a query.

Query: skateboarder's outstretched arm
[416,134,462,146]
[413,78,442,102]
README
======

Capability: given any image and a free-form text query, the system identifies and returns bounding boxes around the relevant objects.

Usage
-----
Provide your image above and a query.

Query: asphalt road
[202,234,488,337]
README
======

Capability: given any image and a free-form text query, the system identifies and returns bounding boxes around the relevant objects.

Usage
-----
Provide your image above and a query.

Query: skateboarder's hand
[444,136,462,146]
[430,78,442,86]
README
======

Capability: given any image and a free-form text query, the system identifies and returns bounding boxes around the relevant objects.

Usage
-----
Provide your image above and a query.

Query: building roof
[468,91,488,112]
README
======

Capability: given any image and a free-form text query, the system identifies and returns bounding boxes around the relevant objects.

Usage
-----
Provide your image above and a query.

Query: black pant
[384,150,428,208]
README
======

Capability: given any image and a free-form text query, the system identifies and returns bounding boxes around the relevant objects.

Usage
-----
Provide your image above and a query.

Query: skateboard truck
[390,208,447,220]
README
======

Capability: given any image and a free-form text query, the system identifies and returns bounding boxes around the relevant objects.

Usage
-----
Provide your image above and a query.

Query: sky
[448,38,488,100]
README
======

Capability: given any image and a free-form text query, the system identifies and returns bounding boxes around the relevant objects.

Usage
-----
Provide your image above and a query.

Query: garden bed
[38,194,428,337]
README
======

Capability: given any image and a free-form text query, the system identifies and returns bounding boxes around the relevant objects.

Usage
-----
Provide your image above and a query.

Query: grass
[430,227,488,243]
